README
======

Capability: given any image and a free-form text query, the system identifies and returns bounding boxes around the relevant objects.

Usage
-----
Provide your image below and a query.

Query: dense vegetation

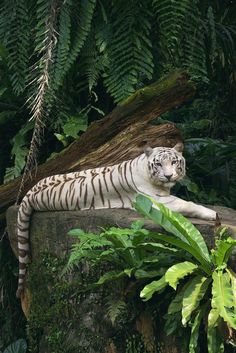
[0,0,235,351]
[66,195,236,353]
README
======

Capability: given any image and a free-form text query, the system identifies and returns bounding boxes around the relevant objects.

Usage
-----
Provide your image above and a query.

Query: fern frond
[78,29,109,92]
[106,298,127,325]
[153,0,208,82]
[0,0,30,94]
[50,0,96,94]
[104,0,154,103]
[51,0,73,92]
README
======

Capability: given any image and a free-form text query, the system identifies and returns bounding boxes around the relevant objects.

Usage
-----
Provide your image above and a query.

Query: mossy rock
[6,206,236,353]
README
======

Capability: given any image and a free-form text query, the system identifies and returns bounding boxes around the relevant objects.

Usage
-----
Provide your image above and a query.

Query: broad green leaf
[148,196,211,263]
[134,268,166,279]
[140,275,167,301]
[208,308,220,328]
[135,194,152,215]
[168,283,189,314]
[3,339,27,353]
[212,237,236,266]
[123,268,134,277]
[137,242,179,254]
[226,268,236,309]
[147,232,212,275]
[134,195,187,243]
[96,270,129,285]
[212,270,236,329]
[134,195,211,268]
[62,115,88,138]
[207,309,224,353]
[189,307,206,353]
[182,275,210,326]
[164,312,182,336]
[165,262,198,290]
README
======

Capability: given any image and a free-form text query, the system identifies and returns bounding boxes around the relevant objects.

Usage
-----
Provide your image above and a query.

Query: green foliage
[183,138,236,208]
[0,238,26,350]
[106,298,127,326]
[50,0,97,95]
[66,194,236,352]
[103,0,153,102]
[0,0,234,105]
[1,339,27,353]
[0,0,30,94]
[153,0,208,81]
[4,122,33,183]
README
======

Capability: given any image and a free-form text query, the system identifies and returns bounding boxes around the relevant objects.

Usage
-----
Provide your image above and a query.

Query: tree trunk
[0,70,195,217]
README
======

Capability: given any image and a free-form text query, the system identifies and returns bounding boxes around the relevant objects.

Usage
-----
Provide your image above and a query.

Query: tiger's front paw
[201,207,217,221]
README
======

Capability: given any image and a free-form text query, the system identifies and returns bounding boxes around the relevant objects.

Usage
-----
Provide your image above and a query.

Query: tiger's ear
[144,145,153,157]
[173,142,184,154]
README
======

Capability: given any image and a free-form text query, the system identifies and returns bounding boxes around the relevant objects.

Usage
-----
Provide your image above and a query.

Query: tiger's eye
[171,161,177,165]
[156,163,162,167]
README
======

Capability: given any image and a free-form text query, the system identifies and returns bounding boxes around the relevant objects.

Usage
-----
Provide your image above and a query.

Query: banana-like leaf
[168,283,189,314]
[134,268,166,279]
[137,242,179,254]
[207,308,224,353]
[182,275,210,326]
[188,307,206,353]
[212,270,236,329]
[212,237,236,266]
[153,198,210,262]
[140,275,167,301]
[165,261,198,290]
[135,195,210,263]
[96,269,132,285]
[226,268,236,309]
[146,231,211,275]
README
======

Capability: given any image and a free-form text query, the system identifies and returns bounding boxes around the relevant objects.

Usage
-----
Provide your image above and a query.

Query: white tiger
[16,143,216,297]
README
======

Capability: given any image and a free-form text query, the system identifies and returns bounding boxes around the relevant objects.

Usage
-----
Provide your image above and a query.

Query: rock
[6,205,236,353]
[6,205,236,260]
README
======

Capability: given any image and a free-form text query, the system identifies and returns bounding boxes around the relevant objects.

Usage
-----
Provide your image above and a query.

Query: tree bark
[0,70,195,216]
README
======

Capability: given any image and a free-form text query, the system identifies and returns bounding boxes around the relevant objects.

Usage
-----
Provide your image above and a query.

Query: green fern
[0,0,30,95]
[106,298,127,325]
[104,0,154,103]
[153,0,208,82]
[4,121,34,184]
[78,29,109,92]
[50,0,96,95]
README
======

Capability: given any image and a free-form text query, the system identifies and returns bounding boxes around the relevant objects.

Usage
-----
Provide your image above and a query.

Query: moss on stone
[26,251,159,353]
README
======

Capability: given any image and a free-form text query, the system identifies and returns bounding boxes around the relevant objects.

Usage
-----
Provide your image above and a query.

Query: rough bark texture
[0,71,195,217]
[6,206,236,353]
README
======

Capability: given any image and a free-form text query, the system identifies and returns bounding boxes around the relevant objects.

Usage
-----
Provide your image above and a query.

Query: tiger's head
[144,143,185,187]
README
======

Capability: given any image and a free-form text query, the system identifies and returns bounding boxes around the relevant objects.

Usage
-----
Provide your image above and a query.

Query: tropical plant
[66,194,236,352]
[0,339,27,353]
[135,195,236,352]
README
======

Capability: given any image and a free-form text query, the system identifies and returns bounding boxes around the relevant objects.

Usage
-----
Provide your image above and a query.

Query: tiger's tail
[16,196,33,298]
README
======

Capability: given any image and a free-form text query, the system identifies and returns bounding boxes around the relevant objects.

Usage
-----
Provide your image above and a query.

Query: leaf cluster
[66,194,236,352]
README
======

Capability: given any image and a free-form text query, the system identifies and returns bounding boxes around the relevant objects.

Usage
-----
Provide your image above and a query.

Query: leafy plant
[66,194,236,352]
[1,339,27,353]
[4,121,34,183]
[135,195,236,352]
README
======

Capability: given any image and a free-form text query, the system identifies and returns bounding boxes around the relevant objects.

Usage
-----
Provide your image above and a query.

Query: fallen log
[0,70,195,216]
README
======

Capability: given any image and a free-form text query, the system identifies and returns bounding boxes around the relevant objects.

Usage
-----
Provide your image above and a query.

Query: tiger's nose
[165,174,173,181]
